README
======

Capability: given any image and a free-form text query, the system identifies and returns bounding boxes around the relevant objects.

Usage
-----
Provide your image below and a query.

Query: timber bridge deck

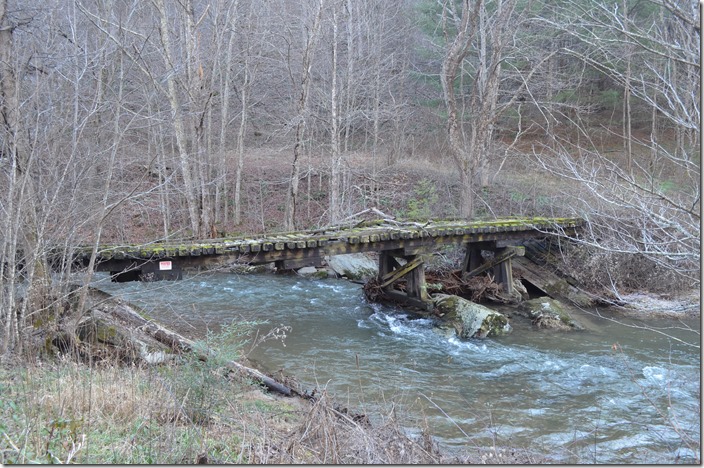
[73,216,583,309]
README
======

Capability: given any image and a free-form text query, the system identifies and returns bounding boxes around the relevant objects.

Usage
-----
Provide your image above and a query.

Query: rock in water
[520,297,583,331]
[297,266,319,277]
[327,253,378,280]
[432,294,511,339]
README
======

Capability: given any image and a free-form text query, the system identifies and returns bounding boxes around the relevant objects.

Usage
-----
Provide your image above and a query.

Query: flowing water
[94,271,700,463]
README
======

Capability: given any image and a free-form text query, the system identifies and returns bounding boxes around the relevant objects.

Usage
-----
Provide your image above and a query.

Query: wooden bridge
[73,217,583,309]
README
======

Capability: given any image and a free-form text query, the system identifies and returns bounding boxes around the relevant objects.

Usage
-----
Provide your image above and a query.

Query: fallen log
[224,360,291,396]
[83,289,292,396]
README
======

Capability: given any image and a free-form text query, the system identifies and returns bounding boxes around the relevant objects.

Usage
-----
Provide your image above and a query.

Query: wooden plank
[378,251,402,278]
[493,252,514,294]
[462,246,524,279]
[381,289,433,311]
[405,255,428,301]
[380,256,424,288]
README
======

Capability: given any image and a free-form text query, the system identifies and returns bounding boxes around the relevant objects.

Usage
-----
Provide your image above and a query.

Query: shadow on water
[93,270,701,464]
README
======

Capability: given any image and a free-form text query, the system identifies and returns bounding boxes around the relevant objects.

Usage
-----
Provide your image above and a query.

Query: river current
[94,270,700,463]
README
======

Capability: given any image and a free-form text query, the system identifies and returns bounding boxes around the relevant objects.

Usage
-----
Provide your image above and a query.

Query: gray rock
[297,266,319,277]
[432,294,512,339]
[327,253,378,280]
[520,297,583,330]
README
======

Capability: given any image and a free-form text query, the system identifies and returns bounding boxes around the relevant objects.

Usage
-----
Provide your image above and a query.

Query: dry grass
[0,352,491,464]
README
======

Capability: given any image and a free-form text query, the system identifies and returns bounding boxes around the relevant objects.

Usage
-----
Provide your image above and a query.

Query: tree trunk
[82,290,292,396]
[0,0,50,352]
[622,0,632,176]
[284,0,324,231]
[441,0,482,219]
[154,0,201,238]
[235,62,249,226]
[330,7,343,224]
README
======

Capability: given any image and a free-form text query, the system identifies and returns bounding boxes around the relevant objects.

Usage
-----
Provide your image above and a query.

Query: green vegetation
[403,179,439,220]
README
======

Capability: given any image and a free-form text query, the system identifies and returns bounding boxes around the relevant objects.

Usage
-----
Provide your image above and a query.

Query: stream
[93,270,700,464]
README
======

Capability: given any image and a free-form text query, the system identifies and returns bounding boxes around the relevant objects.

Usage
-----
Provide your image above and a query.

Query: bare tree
[1,0,146,353]
[231,2,262,227]
[153,0,204,237]
[439,0,544,218]
[532,0,700,293]
[0,0,49,352]
[283,0,324,231]
[329,1,343,224]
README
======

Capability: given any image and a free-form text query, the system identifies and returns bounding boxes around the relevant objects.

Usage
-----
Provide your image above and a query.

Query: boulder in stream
[326,253,378,280]
[519,297,584,331]
[297,266,329,279]
[432,294,512,339]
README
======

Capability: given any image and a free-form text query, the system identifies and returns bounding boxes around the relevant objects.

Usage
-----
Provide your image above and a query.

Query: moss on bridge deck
[73,216,583,263]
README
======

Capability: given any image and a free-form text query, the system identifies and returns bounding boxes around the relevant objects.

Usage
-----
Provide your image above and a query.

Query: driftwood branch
[339,207,395,223]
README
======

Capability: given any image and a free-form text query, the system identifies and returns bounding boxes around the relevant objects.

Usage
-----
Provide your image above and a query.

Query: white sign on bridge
[159,261,172,271]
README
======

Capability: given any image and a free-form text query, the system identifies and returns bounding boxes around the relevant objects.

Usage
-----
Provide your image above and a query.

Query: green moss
[81,217,584,265]
[434,295,460,319]
[544,279,569,297]
[312,270,329,279]
[96,323,119,344]
[477,313,510,337]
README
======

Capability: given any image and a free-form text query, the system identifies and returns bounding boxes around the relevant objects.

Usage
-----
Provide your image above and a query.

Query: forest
[0,0,700,463]
[0,0,699,375]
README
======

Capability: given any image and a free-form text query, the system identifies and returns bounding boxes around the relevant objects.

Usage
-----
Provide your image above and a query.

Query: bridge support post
[460,241,495,279]
[492,248,515,295]
[461,243,523,295]
[405,255,429,303]
[378,251,401,278]
[377,251,431,310]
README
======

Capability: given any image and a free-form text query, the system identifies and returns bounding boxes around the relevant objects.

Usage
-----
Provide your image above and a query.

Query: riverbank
[2,268,699,464]
[0,356,461,464]
[0,288,556,465]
